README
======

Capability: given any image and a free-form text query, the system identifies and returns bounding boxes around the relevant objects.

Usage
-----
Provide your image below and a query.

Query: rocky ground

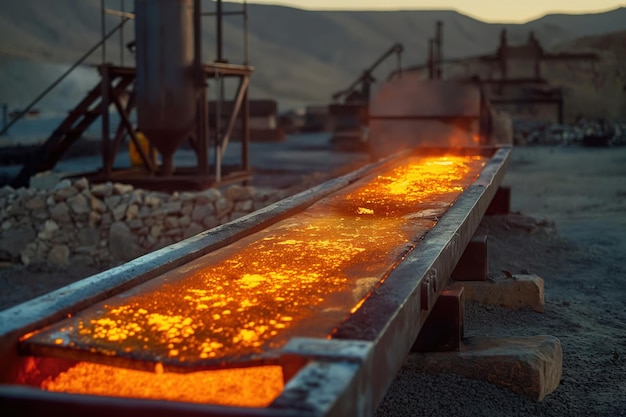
[1,145,625,415]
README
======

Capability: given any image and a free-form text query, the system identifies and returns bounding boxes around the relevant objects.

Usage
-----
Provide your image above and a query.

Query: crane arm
[332,43,404,102]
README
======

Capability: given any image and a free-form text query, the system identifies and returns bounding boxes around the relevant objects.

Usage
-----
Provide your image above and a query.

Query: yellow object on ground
[129,132,156,167]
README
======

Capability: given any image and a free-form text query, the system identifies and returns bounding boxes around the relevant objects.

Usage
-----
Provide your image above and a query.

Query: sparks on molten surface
[42,363,284,407]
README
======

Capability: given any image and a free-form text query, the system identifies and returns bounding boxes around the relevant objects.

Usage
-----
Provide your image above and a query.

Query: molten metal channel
[0,148,510,416]
[21,156,482,394]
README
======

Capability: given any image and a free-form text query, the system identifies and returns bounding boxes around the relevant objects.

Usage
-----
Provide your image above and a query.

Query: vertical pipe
[101,65,111,176]
[1,104,7,134]
[242,82,250,172]
[101,0,106,63]
[436,20,443,79]
[198,90,209,176]
[194,0,202,68]
[216,0,223,62]
[120,0,125,66]
[194,0,208,176]
[243,0,249,65]
[428,39,434,80]
[215,73,222,182]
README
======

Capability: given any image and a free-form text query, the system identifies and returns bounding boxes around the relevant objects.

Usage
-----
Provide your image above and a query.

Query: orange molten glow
[42,363,283,407]
[28,154,486,405]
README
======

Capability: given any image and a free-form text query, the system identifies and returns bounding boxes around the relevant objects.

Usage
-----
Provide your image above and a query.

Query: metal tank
[134,0,197,175]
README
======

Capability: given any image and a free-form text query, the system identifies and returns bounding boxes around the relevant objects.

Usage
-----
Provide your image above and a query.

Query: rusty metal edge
[329,146,511,415]
[0,384,305,417]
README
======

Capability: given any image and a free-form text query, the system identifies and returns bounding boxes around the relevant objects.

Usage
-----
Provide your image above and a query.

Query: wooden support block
[412,285,464,352]
[459,274,545,313]
[451,234,488,281]
[486,186,511,215]
[410,335,563,401]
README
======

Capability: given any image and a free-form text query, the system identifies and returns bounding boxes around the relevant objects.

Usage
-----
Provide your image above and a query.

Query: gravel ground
[377,146,626,417]
[1,146,625,415]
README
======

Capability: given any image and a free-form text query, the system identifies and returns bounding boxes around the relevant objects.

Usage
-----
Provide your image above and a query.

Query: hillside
[0,1,625,114]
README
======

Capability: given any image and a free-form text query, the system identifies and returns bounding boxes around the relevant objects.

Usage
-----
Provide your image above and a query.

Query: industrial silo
[134,0,197,175]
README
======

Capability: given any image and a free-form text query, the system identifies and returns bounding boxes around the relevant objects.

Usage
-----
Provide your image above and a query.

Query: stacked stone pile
[0,179,289,268]
[513,119,626,146]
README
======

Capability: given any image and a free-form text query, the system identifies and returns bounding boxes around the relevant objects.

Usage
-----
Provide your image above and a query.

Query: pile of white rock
[513,119,626,146]
[0,179,288,268]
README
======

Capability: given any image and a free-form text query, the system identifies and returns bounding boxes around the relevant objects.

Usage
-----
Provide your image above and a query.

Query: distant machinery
[478,29,600,123]
[383,23,600,130]
[12,0,253,190]
[328,43,404,151]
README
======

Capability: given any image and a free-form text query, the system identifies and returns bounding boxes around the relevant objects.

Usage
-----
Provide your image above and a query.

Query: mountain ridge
[0,1,624,112]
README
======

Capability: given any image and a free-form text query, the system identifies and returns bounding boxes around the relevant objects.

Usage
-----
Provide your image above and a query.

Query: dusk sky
[249,1,625,22]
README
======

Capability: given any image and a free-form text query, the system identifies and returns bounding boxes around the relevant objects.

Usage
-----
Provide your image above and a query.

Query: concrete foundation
[457,274,545,313]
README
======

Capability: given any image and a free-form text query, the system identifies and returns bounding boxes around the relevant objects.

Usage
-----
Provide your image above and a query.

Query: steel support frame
[0,147,511,417]
[82,63,253,190]
[206,67,252,183]
[100,64,156,175]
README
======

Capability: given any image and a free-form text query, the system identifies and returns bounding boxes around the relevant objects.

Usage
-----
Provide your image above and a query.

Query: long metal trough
[0,146,510,416]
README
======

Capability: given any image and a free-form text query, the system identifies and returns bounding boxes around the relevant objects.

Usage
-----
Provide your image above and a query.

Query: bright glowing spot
[42,362,284,407]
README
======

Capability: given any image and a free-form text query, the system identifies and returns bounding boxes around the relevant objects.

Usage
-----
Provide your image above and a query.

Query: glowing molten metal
[23,154,486,406]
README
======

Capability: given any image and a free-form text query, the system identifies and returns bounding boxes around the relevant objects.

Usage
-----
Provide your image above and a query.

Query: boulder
[54,184,79,201]
[38,220,60,240]
[0,226,36,259]
[90,197,107,213]
[109,221,141,263]
[195,188,221,204]
[91,182,114,198]
[234,200,253,212]
[25,196,45,210]
[112,203,128,221]
[125,204,139,220]
[144,194,163,208]
[225,185,254,202]
[191,203,216,223]
[113,183,134,195]
[178,215,191,228]
[153,201,182,216]
[180,192,197,203]
[215,197,234,217]
[31,208,49,221]
[47,244,70,267]
[73,177,89,191]
[49,202,71,223]
[104,195,121,212]
[164,216,179,228]
[89,211,102,227]
[68,193,90,214]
